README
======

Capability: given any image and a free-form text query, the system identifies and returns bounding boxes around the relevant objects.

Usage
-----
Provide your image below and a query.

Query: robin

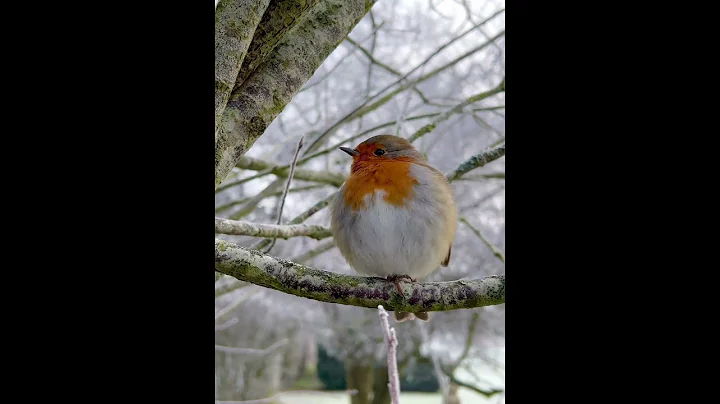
[330,134,457,322]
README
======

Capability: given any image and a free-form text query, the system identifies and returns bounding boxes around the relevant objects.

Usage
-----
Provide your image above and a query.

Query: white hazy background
[216,0,505,402]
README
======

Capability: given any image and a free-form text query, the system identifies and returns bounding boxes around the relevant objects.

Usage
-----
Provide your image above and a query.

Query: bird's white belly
[335,190,445,280]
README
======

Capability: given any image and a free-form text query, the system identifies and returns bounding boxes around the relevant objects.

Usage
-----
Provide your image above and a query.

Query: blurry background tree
[215,0,505,403]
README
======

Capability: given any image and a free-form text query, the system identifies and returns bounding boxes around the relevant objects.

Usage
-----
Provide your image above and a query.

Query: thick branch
[445,144,505,182]
[215,239,505,312]
[215,218,332,240]
[215,0,375,186]
[235,0,322,88]
[237,156,346,187]
[215,0,271,132]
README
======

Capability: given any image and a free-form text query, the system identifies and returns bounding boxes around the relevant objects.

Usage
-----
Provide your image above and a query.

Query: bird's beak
[339,147,360,157]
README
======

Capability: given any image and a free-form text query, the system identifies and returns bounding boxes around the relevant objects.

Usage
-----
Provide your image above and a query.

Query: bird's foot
[386,274,417,294]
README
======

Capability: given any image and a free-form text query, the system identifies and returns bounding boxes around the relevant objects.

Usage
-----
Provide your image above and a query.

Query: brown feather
[441,246,452,266]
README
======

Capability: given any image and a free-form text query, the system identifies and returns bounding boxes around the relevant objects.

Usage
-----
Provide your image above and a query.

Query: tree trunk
[371,366,390,404]
[214,0,376,187]
[346,364,374,404]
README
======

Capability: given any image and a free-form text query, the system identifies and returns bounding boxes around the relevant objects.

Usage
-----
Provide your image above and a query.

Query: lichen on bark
[215,0,271,133]
[235,0,323,88]
[215,0,374,187]
[215,239,505,312]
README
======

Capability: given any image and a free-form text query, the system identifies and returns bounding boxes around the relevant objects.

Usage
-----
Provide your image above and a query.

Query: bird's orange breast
[343,160,419,211]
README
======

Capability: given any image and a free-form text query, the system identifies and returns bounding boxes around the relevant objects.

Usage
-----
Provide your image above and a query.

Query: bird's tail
[395,311,430,322]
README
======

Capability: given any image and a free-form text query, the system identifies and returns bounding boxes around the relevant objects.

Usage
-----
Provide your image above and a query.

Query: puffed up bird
[330,134,457,322]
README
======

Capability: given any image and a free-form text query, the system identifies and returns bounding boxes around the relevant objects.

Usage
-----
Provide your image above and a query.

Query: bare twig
[250,144,507,248]
[346,37,401,76]
[345,36,431,105]
[291,240,336,264]
[265,136,305,253]
[215,218,332,240]
[216,239,506,312]
[429,0,453,20]
[229,178,285,220]
[215,280,251,298]
[378,305,401,404]
[235,156,346,187]
[215,338,289,355]
[418,322,449,398]
[215,185,323,213]
[251,192,337,250]
[215,288,260,321]
[304,9,505,153]
[219,107,503,193]
[345,30,505,129]
[489,136,505,148]
[458,184,505,212]
[450,312,480,370]
[407,78,505,143]
[440,366,504,398]
[460,218,505,263]
[214,317,239,332]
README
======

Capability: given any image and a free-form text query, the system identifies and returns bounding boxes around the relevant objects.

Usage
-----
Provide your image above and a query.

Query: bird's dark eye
[374,149,385,156]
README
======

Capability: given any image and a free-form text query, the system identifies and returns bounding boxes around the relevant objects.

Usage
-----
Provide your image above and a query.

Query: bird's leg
[386,274,416,294]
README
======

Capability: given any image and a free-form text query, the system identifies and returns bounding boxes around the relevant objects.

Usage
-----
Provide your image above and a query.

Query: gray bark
[215,239,506,312]
[215,0,376,187]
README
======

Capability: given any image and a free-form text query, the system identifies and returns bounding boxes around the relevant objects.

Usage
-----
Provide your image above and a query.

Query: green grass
[274,387,502,404]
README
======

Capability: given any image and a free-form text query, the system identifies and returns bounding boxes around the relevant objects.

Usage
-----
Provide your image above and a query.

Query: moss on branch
[215,239,505,312]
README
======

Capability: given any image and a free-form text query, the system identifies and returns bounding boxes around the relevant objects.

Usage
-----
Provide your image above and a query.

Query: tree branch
[378,306,401,404]
[234,0,322,88]
[441,367,503,398]
[450,312,480,370]
[264,135,305,253]
[215,0,271,133]
[291,240,335,263]
[215,185,323,212]
[229,178,285,220]
[215,279,251,297]
[215,288,260,321]
[215,239,505,312]
[215,0,376,186]
[251,191,337,250]
[236,155,346,187]
[304,9,505,152]
[460,218,505,263]
[445,144,505,182]
[249,143,507,249]
[407,78,505,143]
[215,317,239,332]
[215,338,289,355]
[215,217,332,240]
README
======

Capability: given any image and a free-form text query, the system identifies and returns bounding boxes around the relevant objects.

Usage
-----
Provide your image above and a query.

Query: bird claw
[386,274,416,294]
